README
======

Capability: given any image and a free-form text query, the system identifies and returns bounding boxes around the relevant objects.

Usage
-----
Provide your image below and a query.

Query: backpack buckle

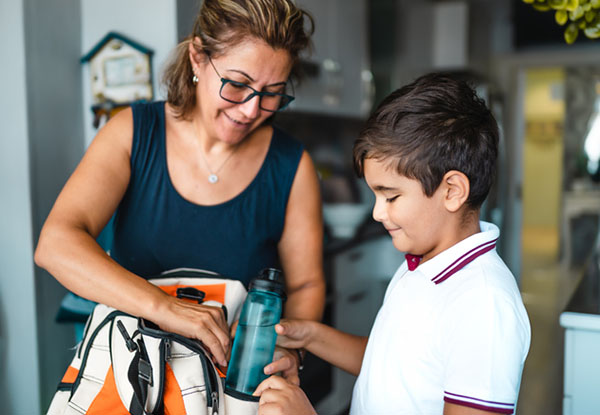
[176,287,206,304]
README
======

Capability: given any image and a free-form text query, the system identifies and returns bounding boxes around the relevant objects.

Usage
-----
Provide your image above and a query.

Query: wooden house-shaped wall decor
[81,31,154,128]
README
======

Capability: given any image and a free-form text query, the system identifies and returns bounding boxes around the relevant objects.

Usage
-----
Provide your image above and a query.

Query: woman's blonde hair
[163,0,314,119]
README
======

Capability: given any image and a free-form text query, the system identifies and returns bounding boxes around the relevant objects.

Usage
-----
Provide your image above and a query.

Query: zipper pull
[164,338,171,360]
[211,391,219,415]
[116,320,138,352]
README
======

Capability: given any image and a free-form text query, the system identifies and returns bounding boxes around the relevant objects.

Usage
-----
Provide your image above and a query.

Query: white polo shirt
[350,221,531,415]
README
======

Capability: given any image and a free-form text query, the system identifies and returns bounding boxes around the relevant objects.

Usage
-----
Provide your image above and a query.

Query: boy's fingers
[257,402,282,415]
[284,374,300,386]
[253,375,288,396]
[274,323,286,335]
[263,355,294,376]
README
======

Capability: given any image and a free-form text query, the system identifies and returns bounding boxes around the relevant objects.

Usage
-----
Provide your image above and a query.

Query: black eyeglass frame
[207,56,295,112]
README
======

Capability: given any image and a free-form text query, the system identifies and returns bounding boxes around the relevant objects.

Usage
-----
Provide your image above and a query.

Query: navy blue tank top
[110,101,304,285]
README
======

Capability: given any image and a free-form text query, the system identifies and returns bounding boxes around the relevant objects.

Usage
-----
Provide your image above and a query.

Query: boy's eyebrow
[372,185,398,192]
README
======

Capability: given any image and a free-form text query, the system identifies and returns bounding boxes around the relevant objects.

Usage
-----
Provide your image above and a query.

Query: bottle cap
[249,268,286,299]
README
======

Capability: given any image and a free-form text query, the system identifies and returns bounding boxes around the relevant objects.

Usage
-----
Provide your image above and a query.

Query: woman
[35,0,325,382]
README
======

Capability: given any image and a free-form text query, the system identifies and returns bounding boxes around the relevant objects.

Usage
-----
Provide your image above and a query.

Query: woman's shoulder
[129,100,166,122]
[97,106,134,145]
[269,125,305,159]
[271,125,302,145]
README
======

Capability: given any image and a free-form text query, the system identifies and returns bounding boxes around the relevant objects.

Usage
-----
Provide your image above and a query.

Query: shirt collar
[404,221,499,285]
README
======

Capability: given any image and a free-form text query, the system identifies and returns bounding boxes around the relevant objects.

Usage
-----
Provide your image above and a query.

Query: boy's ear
[442,170,470,212]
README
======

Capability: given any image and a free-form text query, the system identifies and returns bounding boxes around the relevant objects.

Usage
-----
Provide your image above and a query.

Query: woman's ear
[442,170,470,212]
[188,36,203,70]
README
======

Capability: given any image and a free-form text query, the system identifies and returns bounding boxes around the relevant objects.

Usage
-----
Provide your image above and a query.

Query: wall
[177,0,200,41]
[81,0,178,147]
[24,0,86,408]
[387,0,513,93]
[0,0,41,413]
[1,1,179,412]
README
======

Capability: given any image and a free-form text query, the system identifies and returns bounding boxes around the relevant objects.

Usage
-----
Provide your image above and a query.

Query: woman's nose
[238,95,261,119]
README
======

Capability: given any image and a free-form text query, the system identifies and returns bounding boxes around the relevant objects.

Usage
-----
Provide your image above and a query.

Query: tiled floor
[517,223,596,415]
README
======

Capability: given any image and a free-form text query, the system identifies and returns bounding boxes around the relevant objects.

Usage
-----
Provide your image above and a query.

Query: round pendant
[208,174,219,184]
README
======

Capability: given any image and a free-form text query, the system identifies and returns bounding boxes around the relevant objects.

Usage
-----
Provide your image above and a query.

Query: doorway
[511,63,600,415]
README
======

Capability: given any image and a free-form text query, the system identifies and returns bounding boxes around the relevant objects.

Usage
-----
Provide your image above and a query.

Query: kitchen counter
[559,247,600,415]
[561,256,600,318]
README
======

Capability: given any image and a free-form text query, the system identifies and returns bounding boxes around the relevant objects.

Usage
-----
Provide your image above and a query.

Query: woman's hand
[156,296,230,367]
[254,375,316,415]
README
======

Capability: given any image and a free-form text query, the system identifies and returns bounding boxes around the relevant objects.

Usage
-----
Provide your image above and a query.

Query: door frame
[490,46,600,281]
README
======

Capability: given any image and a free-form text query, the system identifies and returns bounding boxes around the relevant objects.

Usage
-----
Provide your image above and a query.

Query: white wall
[24,0,87,408]
[81,0,178,147]
[0,0,41,413]
[0,1,179,412]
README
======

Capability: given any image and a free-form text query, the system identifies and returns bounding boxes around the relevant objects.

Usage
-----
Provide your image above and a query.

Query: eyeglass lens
[221,81,292,111]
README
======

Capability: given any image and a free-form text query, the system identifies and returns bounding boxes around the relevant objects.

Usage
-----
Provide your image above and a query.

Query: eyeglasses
[207,56,295,112]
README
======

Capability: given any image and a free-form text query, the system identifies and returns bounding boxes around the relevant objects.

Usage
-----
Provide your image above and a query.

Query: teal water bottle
[225,268,286,395]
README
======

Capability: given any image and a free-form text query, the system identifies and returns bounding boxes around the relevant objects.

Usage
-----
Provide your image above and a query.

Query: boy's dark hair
[353,72,499,209]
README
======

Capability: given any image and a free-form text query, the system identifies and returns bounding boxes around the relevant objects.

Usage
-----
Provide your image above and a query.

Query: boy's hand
[273,319,314,349]
[264,346,300,385]
[254,375,316,415]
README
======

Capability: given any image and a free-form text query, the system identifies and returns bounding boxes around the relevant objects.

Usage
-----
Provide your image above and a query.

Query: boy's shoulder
[406,221,523,304]
[414,221,503,284]
[444,250,521,306]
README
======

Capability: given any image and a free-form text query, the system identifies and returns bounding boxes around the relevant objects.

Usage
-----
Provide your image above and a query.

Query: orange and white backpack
[47,268,260,415]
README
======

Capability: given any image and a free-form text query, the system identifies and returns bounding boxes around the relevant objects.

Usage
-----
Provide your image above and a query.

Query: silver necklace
[198,145,239,184]
[193,122,240,184]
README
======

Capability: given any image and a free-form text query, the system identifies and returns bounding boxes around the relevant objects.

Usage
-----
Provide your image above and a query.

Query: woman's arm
[34,109,230,365]
[265,150,325,380]
[277,150,326,322]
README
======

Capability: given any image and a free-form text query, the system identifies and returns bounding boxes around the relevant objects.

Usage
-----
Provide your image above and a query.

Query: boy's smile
[363,158,454,263]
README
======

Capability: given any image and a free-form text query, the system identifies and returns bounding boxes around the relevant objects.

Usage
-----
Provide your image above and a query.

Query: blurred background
[2,0,600,414]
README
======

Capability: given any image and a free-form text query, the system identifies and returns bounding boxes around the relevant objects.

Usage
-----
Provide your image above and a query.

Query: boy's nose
[371,198,386,223]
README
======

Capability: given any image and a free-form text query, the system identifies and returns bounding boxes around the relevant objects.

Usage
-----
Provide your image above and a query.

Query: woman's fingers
[196,324,229,366]
[230,319,239,338]
[159,299,231,366]
[193,307,231,365]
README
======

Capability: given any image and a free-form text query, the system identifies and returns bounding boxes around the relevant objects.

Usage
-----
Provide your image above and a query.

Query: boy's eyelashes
[385,195,400,203]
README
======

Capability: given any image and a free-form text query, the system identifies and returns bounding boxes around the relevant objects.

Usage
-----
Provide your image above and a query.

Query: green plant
[522,0,600,44]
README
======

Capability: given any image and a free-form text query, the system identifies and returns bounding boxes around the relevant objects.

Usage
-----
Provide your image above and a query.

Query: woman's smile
[223,110,254,127]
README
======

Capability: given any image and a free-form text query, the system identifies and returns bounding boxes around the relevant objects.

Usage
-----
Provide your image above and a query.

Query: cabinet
[559,252,600,415]
[291,0,373,118]
[559,312,600,415]
[316,236,403,414]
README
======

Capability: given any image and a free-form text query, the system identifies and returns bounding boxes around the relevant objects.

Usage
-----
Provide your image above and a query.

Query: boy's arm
[265,319,368,377]
[444,402,500,415]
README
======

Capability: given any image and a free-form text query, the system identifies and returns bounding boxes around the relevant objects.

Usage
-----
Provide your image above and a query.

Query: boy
[256,73,531,415]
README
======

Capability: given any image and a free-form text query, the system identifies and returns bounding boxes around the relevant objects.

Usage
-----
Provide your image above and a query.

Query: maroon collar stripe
[432,239,497,285]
